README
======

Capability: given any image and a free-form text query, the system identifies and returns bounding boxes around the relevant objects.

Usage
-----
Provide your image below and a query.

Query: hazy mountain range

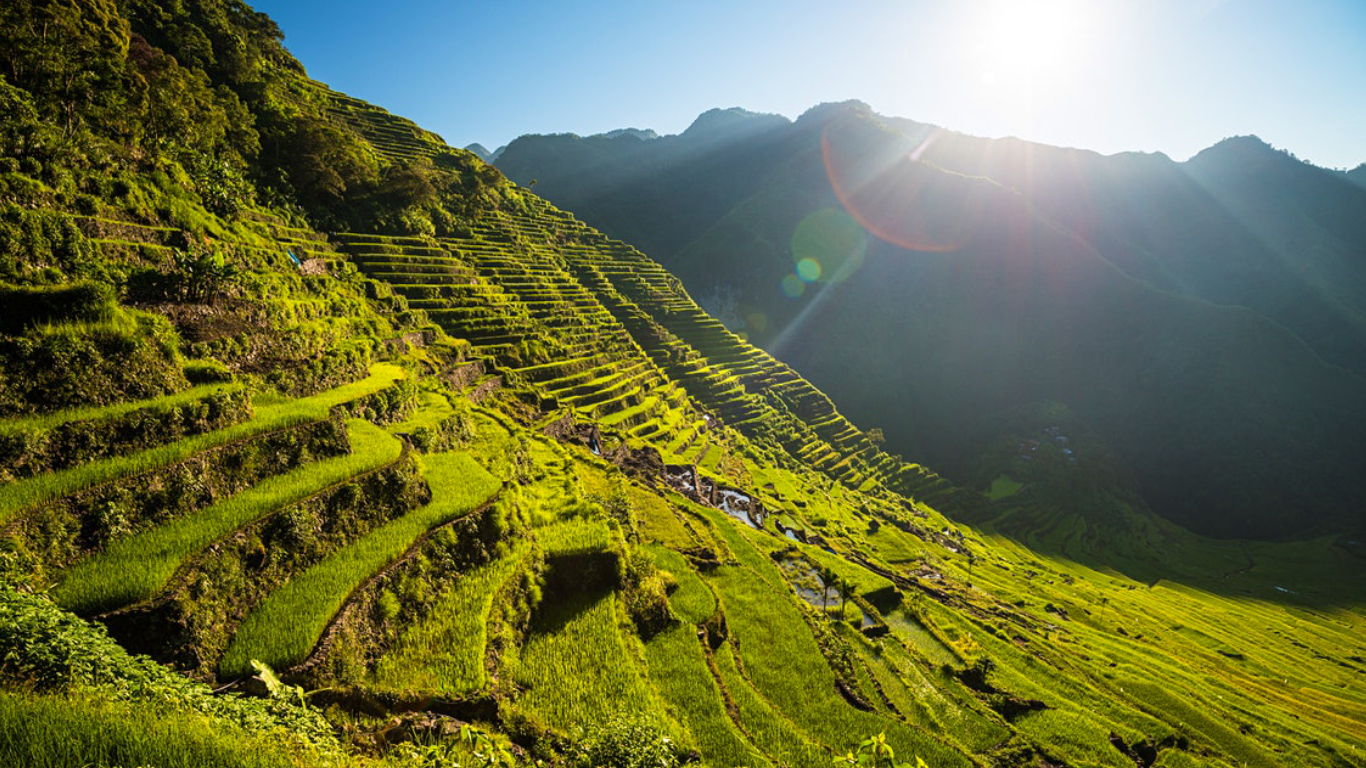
[496,103,1366,538]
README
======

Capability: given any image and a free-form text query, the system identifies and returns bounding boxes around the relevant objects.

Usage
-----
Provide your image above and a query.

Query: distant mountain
[903,131,1366,376]
[1343,163,1366,188]
[1182,137,1366,369]
[494,108,796,258]
[464,142,506,163]
[497,104,1366,538]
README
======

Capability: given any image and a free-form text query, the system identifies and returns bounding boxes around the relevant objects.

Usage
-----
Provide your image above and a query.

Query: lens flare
[822,122,981,253]
[791,207,866,283]
[780,273,806,298]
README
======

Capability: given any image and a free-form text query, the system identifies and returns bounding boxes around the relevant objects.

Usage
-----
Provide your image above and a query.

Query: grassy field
[690,502,972,767]
[0,364,404,523]
[984,474,1023,499]
[0,381,243,435]
[512,585,665,736]
[220,451,501,675]
[369,541,533,694]
[51,419,403,615]
[639,545,766,767]
[0,691,341,768]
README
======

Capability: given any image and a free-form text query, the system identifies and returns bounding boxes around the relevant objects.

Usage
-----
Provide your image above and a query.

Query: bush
[0,583,336,747]
[619,550,674,639]
[0,309,188,415]
[570,713,680,768]
[0,207,98,284]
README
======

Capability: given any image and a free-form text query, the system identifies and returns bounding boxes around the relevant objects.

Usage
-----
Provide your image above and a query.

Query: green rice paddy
[220,451,500,675]
[0,364,404,523]
[51,419,403,615]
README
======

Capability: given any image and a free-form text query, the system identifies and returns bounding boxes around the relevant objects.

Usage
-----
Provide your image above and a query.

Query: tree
[819,565,839,615]
[0,0,131,135]
[171,246,237,303]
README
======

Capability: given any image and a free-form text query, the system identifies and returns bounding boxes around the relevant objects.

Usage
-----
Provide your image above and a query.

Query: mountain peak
[795,99,874,125]
[682,107,789,138]
[1186,134,1292,170]
[595,127,658,141]
[1344,163,1366,190]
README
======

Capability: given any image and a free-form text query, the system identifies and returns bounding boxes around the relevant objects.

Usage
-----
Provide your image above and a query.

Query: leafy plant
[171,246,239,303]
[834,732,929,768]
[250,659,306,708]
[570,713,679,768]
[460,725,516,768]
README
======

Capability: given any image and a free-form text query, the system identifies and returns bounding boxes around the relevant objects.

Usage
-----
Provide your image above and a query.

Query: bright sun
[971,0,1096,98]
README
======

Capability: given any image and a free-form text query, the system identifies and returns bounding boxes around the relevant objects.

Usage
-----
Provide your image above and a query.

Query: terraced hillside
[1,4,1364,768]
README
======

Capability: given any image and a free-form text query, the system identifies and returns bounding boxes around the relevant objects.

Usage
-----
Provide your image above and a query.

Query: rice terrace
[1,1,1364,767]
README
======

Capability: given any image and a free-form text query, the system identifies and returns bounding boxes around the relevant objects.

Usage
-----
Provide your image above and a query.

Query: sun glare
[971,0,1096,99]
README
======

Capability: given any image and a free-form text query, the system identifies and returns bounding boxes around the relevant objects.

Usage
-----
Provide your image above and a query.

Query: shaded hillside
[896,128,1366,375]
[497,103,1366,538]
[1182,136,1366,368]
[1344,163,1366,190]
[495,107,794,262]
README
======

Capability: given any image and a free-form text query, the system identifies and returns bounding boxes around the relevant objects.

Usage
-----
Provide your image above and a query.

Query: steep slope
[1182,136,1366,367]
[1,3,1364,768]
[908,128,1366,376]
[497,102,1366,538]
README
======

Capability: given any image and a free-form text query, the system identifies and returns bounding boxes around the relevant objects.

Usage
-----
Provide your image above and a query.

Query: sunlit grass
[0,364,404,524]
[370,542,533,695]
[643,621,768,767]
[644,545,714,624]
[51,419,402,615]
[709,641,827,767]
[539,517,613,557]
[0,691,333,768]
[0,381,243,436]
[636,544,766,765]
[984,474,1023,499]
[220,451,500,675]
[512,588,662,735]
[698,505,971,766]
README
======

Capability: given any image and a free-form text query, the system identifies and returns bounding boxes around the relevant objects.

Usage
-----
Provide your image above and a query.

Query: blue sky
[252,0,1366,169]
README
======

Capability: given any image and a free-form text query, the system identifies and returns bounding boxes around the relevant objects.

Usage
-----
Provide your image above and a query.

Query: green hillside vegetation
[0,2,1363,768]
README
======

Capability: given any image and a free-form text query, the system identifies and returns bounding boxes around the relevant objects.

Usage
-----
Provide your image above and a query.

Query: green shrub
[0,383,249,481]
[0,583,335,747]
[265,340,372,397]
[569,713,681,768]
[620,549,674,639]
[0,207,97,284]
[0,309,188,415]
[836,732,929,768]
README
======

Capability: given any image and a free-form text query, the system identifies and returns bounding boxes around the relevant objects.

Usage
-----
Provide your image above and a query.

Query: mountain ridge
[495,103,1366,539]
